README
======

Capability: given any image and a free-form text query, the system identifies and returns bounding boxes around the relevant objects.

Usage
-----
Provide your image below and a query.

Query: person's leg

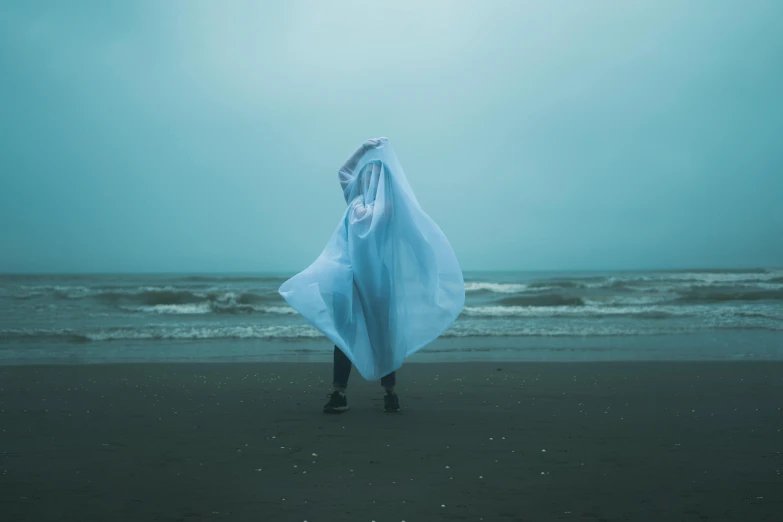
[380,371,396,392]
[332,345,352,392]
[381,371,400,412]
[324,345,351,413]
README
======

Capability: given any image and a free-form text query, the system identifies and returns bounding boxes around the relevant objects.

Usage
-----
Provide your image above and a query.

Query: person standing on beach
[278,137,465,414]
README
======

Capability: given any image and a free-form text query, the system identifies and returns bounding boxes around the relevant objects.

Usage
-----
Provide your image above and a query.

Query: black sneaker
[383,391,400,413]
[323,391,349,414]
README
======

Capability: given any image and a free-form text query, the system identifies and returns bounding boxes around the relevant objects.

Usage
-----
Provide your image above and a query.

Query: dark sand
[1,362,782,522]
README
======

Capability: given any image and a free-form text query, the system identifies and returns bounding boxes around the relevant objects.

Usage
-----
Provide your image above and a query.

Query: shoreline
[1,329,781,366]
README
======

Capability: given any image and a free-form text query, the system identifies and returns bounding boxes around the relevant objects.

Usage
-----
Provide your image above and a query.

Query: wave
[462,304,783,321]
[675,288,783,304]
[11,285,283,306]
[4,313,782,343]
[655,268,770,274]
[527,280,586,289]
[604,272,783,286]
[0,325,322,342]
[464,280,589,293]
[461,273,783,300]
[176,275,289,283]
[443,322,783,337]
[497,294,585,307]
[98,288,280,306]
[124,303,213,315]
[465,282,528,293]
[51,286,93,299]
[123,304,297,315]
[462,305,685,319]
[12,291,46,300]
[582,295,671,306]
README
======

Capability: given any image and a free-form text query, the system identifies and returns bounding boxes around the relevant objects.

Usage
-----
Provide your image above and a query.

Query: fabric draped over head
[279,138,465,380]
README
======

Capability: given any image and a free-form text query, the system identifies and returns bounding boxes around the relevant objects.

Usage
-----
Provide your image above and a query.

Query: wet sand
[1,362,782,521]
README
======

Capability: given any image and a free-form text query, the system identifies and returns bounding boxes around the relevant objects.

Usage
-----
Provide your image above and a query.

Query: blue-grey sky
[1,1,782,273]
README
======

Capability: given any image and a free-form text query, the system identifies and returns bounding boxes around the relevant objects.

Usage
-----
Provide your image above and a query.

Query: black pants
[332,345,396,389]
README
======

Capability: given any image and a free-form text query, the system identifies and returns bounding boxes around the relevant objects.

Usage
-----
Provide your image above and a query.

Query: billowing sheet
[279,138,464,380]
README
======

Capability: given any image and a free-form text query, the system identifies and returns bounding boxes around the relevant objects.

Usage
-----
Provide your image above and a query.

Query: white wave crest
[256,306,298,315]
[122,303,298,315]
[126,303,213,315]
[461,304,783,320]
[82,325,322,341]
[465,282,528,293]
[462,305,685,318]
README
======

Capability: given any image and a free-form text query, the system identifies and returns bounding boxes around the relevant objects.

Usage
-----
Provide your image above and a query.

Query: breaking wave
[12,285,282,307]
[123,304,297,315]
[498,294,586,307]
[462,305,683,319]
[0,325,322,342]
[464,282,528,293]
[675,288,783,304]
[6,321,783,343]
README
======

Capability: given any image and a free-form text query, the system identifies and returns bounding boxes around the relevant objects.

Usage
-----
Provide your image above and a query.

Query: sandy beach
[1,362,781,521]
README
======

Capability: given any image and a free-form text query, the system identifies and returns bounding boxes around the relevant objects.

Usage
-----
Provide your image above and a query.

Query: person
[324,138,400,413]
[278,137,464,415]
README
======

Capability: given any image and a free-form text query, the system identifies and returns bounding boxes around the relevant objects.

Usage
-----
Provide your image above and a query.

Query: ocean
[1,269,781,364]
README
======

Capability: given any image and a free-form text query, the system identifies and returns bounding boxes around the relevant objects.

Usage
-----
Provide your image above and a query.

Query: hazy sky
[1,1,782,273]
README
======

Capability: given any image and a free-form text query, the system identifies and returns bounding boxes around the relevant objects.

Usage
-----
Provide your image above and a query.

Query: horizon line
[0,266,779,276]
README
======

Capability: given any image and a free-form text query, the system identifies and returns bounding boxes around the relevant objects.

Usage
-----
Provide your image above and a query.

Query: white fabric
[279,137,465,380]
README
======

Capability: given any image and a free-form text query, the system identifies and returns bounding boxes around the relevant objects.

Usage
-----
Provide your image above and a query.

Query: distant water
[1,269,781,363]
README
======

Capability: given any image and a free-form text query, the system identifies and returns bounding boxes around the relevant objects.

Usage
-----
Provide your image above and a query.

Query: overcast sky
[1,1,781,273]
